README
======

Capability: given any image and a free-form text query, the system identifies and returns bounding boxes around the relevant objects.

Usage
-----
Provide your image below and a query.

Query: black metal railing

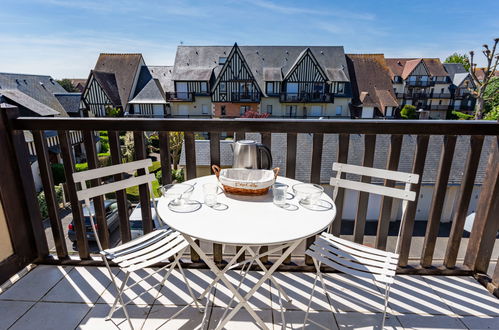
[166,91,195,101]
[230,92,261,102]
[279,92,334,103]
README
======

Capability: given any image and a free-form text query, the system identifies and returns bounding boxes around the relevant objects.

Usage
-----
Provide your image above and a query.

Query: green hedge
[75,162,88,172]
[51,163,66,185]
[37,185,64,219]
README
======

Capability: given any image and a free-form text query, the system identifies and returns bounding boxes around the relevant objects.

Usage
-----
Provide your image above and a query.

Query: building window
[200,82,208,93]
[441,88,444,93]
[220,82,226,92]
[240,105,250,115]
[221,105,226,116]
[266,82,274,94]
[335,106,342,116]
[286,105,297,117]
[202,104,209,114]
[337,83,344,94]
[219,57,227,65]
[266,104,272,114]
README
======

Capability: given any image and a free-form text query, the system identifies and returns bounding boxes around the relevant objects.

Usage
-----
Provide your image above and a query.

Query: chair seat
[306,232,399,284]
[102,229,189,272]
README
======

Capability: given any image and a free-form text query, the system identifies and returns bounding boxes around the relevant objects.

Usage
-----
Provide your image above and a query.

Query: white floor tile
[423,276,499,316]
[460,315,499,329]
[334,312,403,330]
[10,301,91,330]
[155,269,210,306]
[76,303,152,330]
[97,268,164,305]
[397,314,467,329]
[209,307,274,329]
[274,309,338,329]
[144,305,207,329]
[42,266,116,303]
[0,300,35,329]
[0,265,72,301]
[387,275,454,315]
[271,272,333,312]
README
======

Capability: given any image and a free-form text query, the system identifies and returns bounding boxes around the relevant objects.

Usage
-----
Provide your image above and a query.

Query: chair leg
[106,271,131,320]
[381,283,392,330]
[302,270,320,329]
[177,262,203,312]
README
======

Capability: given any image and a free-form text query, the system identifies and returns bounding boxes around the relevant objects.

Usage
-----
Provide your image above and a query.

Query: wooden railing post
[0,104,48,275]
[464,136,499,274]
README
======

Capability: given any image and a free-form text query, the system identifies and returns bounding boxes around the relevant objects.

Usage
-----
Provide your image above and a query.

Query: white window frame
[266,104,272,114]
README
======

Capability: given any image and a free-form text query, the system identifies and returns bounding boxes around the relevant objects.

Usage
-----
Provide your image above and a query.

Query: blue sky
[0,0,497,78]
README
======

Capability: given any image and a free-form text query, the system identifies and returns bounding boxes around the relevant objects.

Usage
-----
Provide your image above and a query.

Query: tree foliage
[444,53,470,70]
[400,105,417,119]
[483,77,499,113]
[484,105,499,120]
[451,111,474,120]
[56,79,78,92]
[169,132,184,170]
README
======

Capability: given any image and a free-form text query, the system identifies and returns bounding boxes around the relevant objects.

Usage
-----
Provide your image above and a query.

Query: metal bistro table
[157,175,336,329]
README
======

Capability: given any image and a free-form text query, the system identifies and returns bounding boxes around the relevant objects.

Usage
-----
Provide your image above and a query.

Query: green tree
[483,77,499,113]
[169,132,184,170]
[444,53,470,71]
[484,105,499,120]
[56,79,78,92]
[400,105,417,119]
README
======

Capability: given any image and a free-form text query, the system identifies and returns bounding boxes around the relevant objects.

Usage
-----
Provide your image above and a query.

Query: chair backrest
[329,162,419,254]
[73,158,161,252]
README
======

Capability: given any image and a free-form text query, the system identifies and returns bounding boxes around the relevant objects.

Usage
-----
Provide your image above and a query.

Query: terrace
[0,103,498,329]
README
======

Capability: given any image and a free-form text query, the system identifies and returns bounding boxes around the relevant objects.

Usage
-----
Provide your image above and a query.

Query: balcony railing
[429,105,450,110]
[429,93,451,98]
[279,92,334,103]
[230,92,261,102]
[0,104,498,289]
[406,80,435,87]
[166,91,195,102]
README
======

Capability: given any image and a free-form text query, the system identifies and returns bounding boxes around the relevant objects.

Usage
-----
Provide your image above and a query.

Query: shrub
[99,130,108,137]
[155,168,184,184]
[484,106,499,120]
[400,105,417,119]
[99,135,109,153]
[51,163,66,185]
[37,185,64,219]
[451,111,474,120]
[148,161,161,173]
[98,153,111,167]
[75,162,88,172]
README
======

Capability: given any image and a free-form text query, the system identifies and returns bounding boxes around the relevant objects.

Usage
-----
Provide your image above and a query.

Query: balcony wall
[0,104,498,291]
[0,200,13,261]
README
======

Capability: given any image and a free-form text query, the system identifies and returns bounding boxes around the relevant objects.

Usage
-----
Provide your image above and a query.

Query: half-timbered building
[171,44,352,118]
[386,58,452,119]
[82,53,144,117]
[128,66,172,117]
[444,63,477,114]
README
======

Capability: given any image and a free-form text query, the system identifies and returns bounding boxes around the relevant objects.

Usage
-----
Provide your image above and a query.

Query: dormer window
[219,57,227,65]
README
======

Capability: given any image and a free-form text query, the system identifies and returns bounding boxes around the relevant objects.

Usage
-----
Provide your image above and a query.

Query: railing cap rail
[10,117,499,135]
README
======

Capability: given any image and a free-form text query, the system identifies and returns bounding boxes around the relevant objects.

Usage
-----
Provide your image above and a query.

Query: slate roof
[443,63,467,78]
[386,58,449,79]
[93,53,143,107]
[0,72,68,116]
[69,79,87,92]
[346,54,398,114]
[472,67,499,81]
[130,65,172,104]
[180,133,493,185]
[129,79,166,104]
[92,70,122,106]
[53,93,82,113]
[173,45,350,93]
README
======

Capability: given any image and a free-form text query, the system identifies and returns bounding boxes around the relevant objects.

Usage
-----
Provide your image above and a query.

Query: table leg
[183,235,269,330]
[216,240,301,330]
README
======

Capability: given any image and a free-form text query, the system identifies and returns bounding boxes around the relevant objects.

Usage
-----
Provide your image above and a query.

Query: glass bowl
[160,183,194,205]
[292,183,324,205]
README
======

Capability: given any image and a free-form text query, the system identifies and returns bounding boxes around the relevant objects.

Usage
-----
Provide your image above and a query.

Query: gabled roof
[173,45,350,92]
[91,70,121,106]
[53,93,82,113]
[0,72,68,116]
[129,79,166,104]
[0,89,59,116]
[386,58,449,79]
[283,48,328,82]
[148,66,174,92]
[443,63,467,78]
[346,54,398,114]
[93,53,143,107]
[473,67,499,81]
[453,73,473,88]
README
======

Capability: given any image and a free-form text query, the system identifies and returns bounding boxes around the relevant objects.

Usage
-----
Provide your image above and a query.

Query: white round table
[157,175,336,246]
[157,175,336,330]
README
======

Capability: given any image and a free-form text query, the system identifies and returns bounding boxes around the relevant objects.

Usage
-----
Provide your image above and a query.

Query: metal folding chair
[73,159,201,329]
[304,162,419,329]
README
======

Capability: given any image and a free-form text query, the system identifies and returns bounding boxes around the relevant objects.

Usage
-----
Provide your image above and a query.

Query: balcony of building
[229,92,261,103]
[279,92,335,103]
[406,81,435,87]
[165,92,195,102]
[0,104,498,329]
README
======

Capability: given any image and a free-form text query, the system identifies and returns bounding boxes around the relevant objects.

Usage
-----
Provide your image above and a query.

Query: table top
[157,175,336,246]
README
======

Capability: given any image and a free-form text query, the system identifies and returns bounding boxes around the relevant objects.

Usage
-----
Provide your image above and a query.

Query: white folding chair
[304,162,419,329]
[73,159,201,329]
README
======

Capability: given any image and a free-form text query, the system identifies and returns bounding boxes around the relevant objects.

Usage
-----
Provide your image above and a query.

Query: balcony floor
[1,265,498,329]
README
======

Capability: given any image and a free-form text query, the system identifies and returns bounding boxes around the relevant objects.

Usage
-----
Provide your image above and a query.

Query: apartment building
[386,58,452,119]
[444,63,476,114]
[170,44,352,118]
